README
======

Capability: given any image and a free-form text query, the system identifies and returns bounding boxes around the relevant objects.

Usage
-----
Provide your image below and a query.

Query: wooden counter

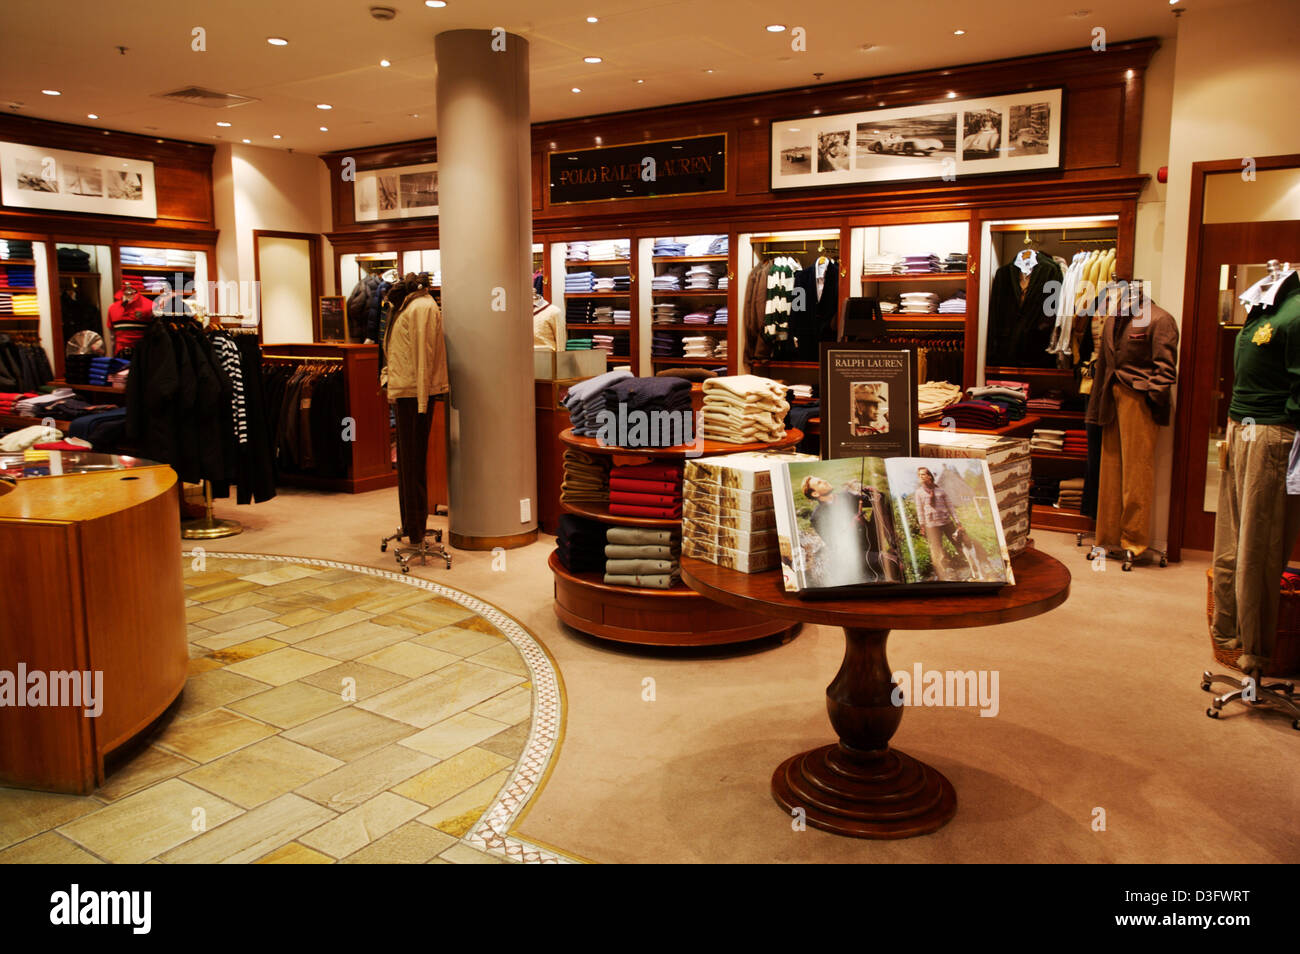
[0,465,188,793]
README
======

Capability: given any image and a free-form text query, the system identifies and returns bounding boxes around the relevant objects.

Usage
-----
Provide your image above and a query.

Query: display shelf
[751,359,819,370]
[563,292,631,299]
[862,273,968,282]
[649,323,730,332]
[1031,503,1094,533]
[652,255,728,264]
[650,356,728,366]
[552,426,802,647]
[0,413,70,433]
[58,271,101,278]
[651,290,727,297]
[0,259,37,266]
[919,414,1040,437]
[883,314,965,323]
[565,259,630,267]
[560,499,680,528]
[55,381,125,396]
[117,264,196,274]
[549,551,795,647]
[0,317,40,323]
[1031,448,1087,461]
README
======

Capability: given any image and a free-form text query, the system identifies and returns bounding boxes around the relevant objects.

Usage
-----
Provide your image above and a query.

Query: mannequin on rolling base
[380,271,452,571]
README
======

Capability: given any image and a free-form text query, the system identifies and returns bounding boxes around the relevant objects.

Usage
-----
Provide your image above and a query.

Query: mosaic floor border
[206,552,577,865]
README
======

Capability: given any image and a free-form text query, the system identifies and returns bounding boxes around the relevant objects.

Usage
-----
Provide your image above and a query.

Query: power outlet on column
[520,498,531,523]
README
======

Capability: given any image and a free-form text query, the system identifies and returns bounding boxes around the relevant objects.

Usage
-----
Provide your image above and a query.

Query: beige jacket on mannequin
[383,288,448,413]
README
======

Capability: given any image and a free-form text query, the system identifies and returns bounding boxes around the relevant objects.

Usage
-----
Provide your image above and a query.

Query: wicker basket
[1205,569,1300,677]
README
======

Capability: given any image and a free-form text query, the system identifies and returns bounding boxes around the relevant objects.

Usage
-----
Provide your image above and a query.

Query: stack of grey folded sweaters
[603,526,680,589]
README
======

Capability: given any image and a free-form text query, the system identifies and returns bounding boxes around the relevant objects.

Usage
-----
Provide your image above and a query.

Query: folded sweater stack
[700,375,789,444]
[917,381,963,420]
[604,526,681,589]
[556,515,607,573]
[1057,476,1085,510]
[562,367,634,437]
[1062,429,1087,455]
[600,376,694,448]
[966,385,1026,421]
[943,400,1009,430]
[608,461,683,519]
[1031,428,1065,451]
[560,448,612,504]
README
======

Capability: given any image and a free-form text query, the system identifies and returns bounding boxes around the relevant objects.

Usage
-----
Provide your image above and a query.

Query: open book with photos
[769,455,1015,598]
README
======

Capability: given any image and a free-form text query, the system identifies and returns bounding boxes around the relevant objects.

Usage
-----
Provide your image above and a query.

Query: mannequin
[382,272,448,546]
[533,292,560,351]
[107,282,154,356]
[1212,264,1300,672]
[1084,281,1178,560]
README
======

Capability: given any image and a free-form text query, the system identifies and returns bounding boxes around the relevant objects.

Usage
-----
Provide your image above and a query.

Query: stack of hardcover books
[918,431,1031,555]
[681,452,817,573]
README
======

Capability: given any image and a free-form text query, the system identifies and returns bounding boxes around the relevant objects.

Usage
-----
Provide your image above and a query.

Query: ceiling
[0,0,1223,155]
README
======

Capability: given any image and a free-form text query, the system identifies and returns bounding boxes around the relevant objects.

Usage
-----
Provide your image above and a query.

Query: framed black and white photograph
[0,141,157,217]
[771,88,1062,190]
[353,162,437,221]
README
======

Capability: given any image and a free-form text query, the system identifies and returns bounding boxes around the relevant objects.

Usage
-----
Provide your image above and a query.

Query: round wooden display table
[552,427,803,648]
[680,548,1071,838]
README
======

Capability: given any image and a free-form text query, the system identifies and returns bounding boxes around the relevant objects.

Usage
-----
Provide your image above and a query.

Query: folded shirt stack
[565,300,594,323]
[706,235,729,256]
[1031,428,1066,451]
[898,291,940,315]
[684,265,718,290]
[556,515,607,573]
[966,385,1027,421]
[652,269,684,290]
[15,388,74,417]
[562,367,634,437]
[713,339,727,359]
[944,400,1010,429]
[565,338,593,351]
[1057,477,1085,511]
[938,293,967,314]
[1025,388,1065,411]
[652,303,680,324]
[1062,430,1087,455]
[878,300,899,314]
[685,235,727,256]
[903,254,942,274]
[56,247,92,272]
[713,306,728,325]
[700,375,789,444]
[120,246,167,267]
[604,526,681,589]
[0,265,35,288]
[789,384,814,400]
[592,276,617,292]
[601,376,694,448]
[717,274,729,291]
[863,253,906,276]
[943,252,969,272]
[87,356,130,387]
[682,335,716,359]
[592,334,615,354]
[682,308,714,325]
[0,240,34,260]
[653,240,687,257]
[985,379,1030,397]
[164,249,197,269]
[917,380,963,420]
[612,309,631,325]
[652,332,678,357]
[608,461,684,519]
[0,391,36,415]
[591,305,614,324]
[561,447,612,503]
[564,270,596,293]
[566,242,590,263]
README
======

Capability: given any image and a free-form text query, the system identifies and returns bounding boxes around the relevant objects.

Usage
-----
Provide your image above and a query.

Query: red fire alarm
[1157,166,1168,183]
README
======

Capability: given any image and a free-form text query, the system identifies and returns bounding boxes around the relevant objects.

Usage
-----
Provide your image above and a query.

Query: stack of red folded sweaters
[1063,429,1087,456]
[0,392,36,416]
[608,461,684,518]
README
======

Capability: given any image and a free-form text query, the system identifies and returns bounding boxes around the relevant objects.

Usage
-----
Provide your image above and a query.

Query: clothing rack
[262,354,344,363]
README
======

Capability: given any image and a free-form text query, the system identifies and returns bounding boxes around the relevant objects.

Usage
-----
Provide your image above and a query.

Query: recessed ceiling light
[586,16,598,23]
[216,121,232,127]
[267,37,288,46]
[272,134,281,139]
[571,87,582,93]
[319,126,328,132]
[87,113,98,119]
[425,0,446,6]
[789,127,800,132]
[380,58,391,67]
[409,113,419,118]
[946,91,957,98]
[765,24,786,32]
[241,138,251,143]
[316,104,332,110]
[41,89,60,96]
[703,69,714,74]
[635,79,645,84]
[953,29,966,35]
[584,56,602,64]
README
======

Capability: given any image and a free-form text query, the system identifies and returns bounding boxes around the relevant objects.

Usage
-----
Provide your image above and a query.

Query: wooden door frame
[1167,153,1300,561]
[252,229,323,342]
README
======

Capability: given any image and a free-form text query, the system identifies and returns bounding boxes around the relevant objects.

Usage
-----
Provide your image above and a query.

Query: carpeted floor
[193,486,1299,863]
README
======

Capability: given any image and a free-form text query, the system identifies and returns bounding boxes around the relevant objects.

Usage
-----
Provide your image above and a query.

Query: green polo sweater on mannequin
[1229,274,1300,425]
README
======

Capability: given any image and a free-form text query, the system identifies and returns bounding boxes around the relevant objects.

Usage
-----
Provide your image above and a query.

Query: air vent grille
[153,87,258,109]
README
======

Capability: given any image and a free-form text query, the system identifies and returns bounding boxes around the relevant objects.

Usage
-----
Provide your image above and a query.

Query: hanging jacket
[792,261,839,360]
[383,288,448,412]
[987,256,1064,368]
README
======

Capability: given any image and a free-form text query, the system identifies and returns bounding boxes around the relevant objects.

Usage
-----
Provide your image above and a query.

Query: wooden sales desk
[0,461,188,793]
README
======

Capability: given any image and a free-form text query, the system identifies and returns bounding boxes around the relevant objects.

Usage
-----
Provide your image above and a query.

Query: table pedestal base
[772,625,957,839]
[772,743,956,839]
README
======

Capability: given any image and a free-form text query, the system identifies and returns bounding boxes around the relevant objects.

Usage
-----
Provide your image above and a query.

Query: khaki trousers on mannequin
[1211,419,1300,671]
[1096,384,1159,555]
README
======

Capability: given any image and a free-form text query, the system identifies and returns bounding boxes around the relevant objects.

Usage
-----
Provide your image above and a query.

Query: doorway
[254,230,321,344]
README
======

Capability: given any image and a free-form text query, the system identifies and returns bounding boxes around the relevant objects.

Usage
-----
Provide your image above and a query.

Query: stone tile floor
[0,555,571,864]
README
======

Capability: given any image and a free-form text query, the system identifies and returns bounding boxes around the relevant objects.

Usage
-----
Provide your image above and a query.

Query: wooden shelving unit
[550,426,802,647]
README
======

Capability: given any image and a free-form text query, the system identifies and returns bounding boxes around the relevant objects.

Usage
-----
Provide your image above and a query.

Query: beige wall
[211,144,331,336]
[256,236,315,345]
